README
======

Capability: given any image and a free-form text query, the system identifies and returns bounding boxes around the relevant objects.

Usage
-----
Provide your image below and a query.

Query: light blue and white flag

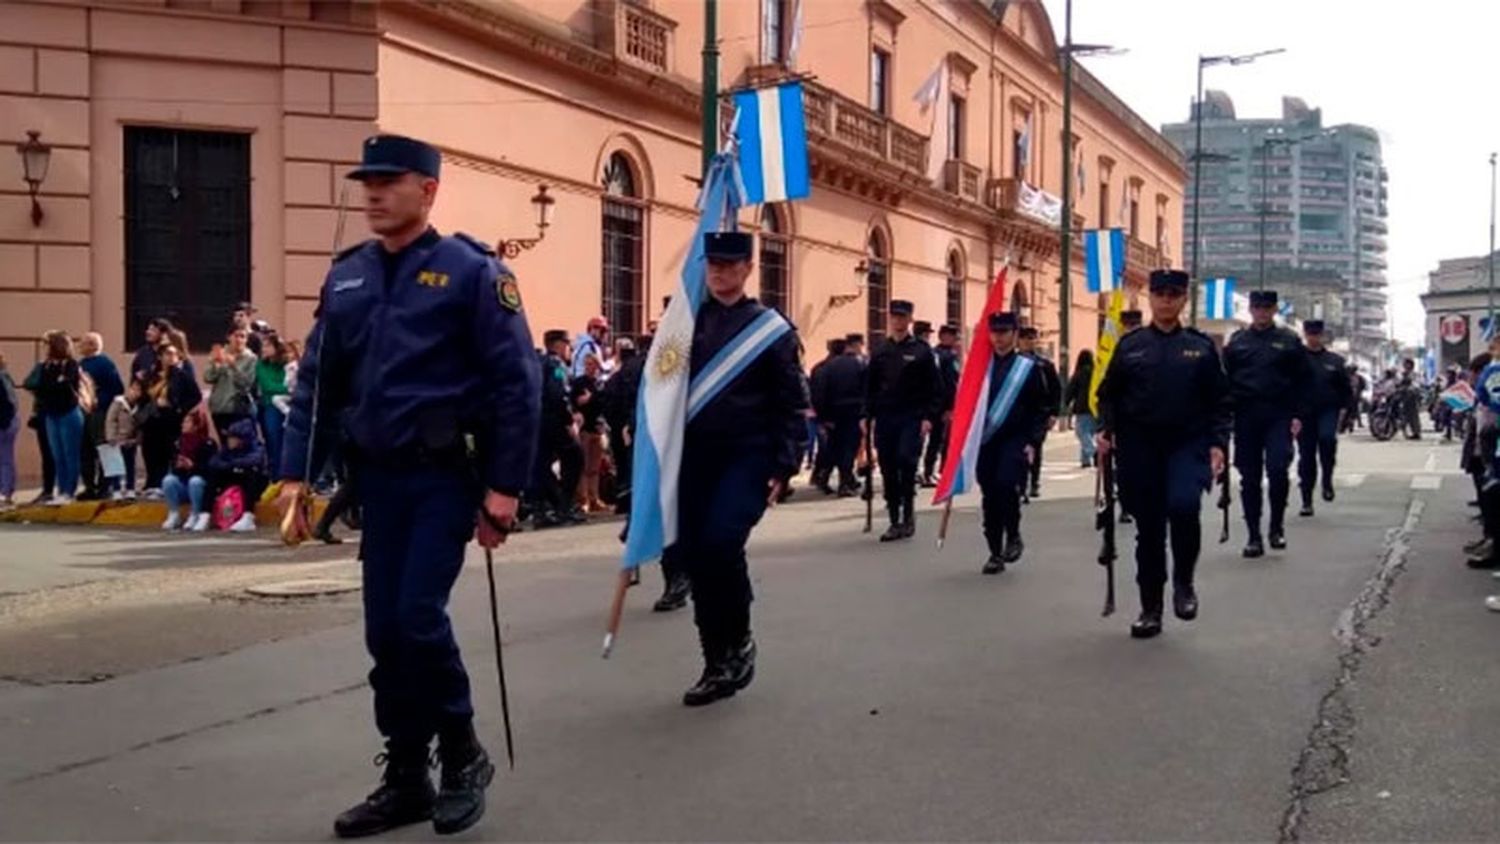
[1085,228,1125,293]
[623,155,744,570]
[733,83,810,205]
[1203,276,1236,320]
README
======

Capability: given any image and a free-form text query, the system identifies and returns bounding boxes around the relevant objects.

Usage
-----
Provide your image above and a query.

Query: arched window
[601,152,646,338]
[866,229,890,347]
[946,251,964,328]
[759,205,790,315]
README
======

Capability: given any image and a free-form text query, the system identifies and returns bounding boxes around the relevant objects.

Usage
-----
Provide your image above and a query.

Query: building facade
[1,0,1183,482]
[1162,94,1389,357]
[1421,252,1499,371]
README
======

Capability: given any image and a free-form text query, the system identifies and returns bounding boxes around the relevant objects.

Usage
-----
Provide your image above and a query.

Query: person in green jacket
[256,333,292,475]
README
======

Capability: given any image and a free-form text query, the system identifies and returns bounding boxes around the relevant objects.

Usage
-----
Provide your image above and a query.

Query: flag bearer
[278,134,541,837]
[977,313,1052,574]
[864,301,943,541]
[1097,270,1231,639]
[673,231,808,707]
[1223,290,1308,557]
[1295,320,1352,516]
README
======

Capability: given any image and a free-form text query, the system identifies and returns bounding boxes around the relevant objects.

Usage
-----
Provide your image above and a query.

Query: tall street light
[1188,48,1284,324]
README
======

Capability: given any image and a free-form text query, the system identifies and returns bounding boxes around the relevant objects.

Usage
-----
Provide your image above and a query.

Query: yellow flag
[1088,289,1126,417]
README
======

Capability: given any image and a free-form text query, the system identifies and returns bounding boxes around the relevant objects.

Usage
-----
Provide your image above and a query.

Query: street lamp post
[496,184,556,258]
[1187,48,1284,324]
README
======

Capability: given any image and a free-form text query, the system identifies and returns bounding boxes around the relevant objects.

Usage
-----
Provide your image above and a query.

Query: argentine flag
[1085,229,1126,293]
[1203,277,1236,320]
[622,155,744,570]
[733,82,811,205]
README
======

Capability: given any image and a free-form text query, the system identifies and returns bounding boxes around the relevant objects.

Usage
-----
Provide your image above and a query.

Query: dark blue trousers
[1234,405,1294,534]
[357,462,479,750]
[1117,431,1212,610]
[675,441,771,657]
[978,433,1029,555]
[1297,407,1340,497]
[875,412,923,523]
[828,410,862,489]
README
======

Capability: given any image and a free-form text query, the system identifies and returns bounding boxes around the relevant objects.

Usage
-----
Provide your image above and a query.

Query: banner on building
[1016,182,1062,226]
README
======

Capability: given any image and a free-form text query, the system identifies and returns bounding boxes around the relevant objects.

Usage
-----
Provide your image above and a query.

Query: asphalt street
[1,435,1496,841]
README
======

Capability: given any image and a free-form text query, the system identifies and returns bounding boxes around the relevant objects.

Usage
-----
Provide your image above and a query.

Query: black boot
[683,641,737,707]
[1172,584,1199,621]
[1299,490,1314,518]
[982,554,1006,575]
[879,523,905,542]
[901,499,918,538]
[1322,480,1335,502]
[432,724,496,836]
[1268,525,1287,550]
[1001,533,1024,564]
[722,635,757,693]
[333,744,435,839]
[1130,611,1163,639]
[1243,523,1265,559]
[652,572,690,613]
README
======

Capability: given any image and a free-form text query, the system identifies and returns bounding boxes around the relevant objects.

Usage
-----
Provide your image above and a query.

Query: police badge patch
[496,271,522,312]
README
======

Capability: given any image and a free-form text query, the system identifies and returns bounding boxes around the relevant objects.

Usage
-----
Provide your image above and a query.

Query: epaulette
[333,239,373,263]
[452,232,496,257]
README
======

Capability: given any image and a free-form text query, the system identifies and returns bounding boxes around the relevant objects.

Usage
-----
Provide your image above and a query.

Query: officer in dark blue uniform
[1295,320,1352,516]
[675,230,808,707]
[865,301,942,541]
[1017,326,1061,499]
[1098,270,1231,639]
[1120,309,1143,333]
[1223,290,1308,557]
[977,313,1052,574]
[278,134,541,838]
[923,323,962,486]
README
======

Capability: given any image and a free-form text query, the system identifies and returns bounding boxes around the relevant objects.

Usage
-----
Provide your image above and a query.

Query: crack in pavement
[9,680,369,786]
[1277,496,1424,843]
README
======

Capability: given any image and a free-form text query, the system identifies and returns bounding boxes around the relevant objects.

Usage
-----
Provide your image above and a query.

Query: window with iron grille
[946,252,964,328]
[866,230,889,346]
[759,206,789,315]
[124,127,251,353]
[602,153,646,340]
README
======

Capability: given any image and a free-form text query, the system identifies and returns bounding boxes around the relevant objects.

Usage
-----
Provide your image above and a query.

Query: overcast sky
[1040,0,1497,345]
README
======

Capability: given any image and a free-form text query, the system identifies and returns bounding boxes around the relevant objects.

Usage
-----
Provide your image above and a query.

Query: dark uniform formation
[1295,320,1352,516]
[1098,270,1231,639]
[924,323,962,487]
[864,300,943,541]
[809,337,867,497]
[280,135,540,837]
[1223,290,1309,557]
[1017,326,1062,499]
[976,313,1052,573]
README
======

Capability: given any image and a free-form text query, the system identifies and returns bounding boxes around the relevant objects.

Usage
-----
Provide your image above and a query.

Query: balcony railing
[598,0,675,74]
[798,78,929,180]
[942,160,983,203]
[1126,235,1164,273]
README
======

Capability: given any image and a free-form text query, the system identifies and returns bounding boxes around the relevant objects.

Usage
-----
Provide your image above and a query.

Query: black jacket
[1064,359,1094,415]
[1223,324,1309,414]
[864,334,942,422]
[934,345,960,412]
[1028,352,1062,418]
[812,354,865,419]
[1098,324,1233,451]
[1299,348,1354,417]
[979,351,1053,446]
[602,351,644,435]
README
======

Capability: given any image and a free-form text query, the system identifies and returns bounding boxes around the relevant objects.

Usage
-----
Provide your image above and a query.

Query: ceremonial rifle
[1217,441,1232,544]
[480,529,517,770]
[861,417,874,533]
[1096,452,1117,617]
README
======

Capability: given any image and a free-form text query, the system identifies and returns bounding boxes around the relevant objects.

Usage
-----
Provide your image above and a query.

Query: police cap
[1120,309,1143,327]
[1018,326,1039,339]
[1249,290,1279,308]
[1148,269,1190,292]
[543,329,569,346]
[889,300,915,316]
[347,134,441,181]
[1303,319,1326,335]
[704,231,753,263]
[845,333,865,345]
[988,312,1018,332]
[939,323,960,337]
[914,320,933,335]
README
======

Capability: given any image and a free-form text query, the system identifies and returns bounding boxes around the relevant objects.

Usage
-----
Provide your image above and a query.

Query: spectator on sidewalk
[142,344,203,494]
[256,334,292,472]
[162,406,218,532]
[232,302,266,357]
[0,352,18,509]
[104,380,143,498]
[20,355,56,504]
[33,331,86,505]
[601,336,643,515]
[207,417,267,532]
[205,326,258,433]
[77,332,124,500]
[571,352,608,513]
[572,316,609,379]
[1065,349,1097,469]
[131,318,172,386]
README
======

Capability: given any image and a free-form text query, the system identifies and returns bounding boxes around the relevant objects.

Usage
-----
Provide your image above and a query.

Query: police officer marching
[864,300,943,542]
[1097,270,1231,639]
[976,313,1052,574]
[672,231,809,706]
[278,135,541,838]
[923,323,962,488]
[1223,290,1309,558]
[1017,326,1061,499]
[1295,320,1352,516]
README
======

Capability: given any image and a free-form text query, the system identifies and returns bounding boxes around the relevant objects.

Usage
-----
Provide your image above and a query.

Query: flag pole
[936,499,953,549]
[601,568,632,658]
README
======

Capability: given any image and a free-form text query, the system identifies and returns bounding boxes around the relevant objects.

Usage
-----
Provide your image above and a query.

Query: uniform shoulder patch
[452,232,496,257]
[333,239,373,263]
[495,268,522,312]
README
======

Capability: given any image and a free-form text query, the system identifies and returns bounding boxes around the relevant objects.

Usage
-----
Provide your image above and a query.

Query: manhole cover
[246,578,362,598]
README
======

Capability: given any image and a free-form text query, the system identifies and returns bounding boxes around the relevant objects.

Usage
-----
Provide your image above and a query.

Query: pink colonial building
[0,0,1181,480]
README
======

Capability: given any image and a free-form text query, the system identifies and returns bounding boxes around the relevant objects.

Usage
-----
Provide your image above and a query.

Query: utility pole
[702,0,719,177]
[1058,0,1074,390]
[1489,152,1496,334]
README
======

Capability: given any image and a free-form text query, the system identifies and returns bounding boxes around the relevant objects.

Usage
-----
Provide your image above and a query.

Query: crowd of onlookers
[0,303,297,534]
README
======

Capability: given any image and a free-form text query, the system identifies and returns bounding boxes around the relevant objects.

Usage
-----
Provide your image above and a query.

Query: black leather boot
[722,635,757,693]
[982,554,1006,575]
[432,723,496,836]
[1131,588,1164,638]
[652,572,690,613]
[1001,533,1024,564]
[683,642,737,707]
[1299,489,1314,518]
[1322,480,1335,502]
[333,744,435,839]
[1172,584,1199,621]
[1268,524,1287,550]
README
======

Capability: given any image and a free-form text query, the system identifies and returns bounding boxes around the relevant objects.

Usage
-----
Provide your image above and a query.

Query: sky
[1039,0,1499,346]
